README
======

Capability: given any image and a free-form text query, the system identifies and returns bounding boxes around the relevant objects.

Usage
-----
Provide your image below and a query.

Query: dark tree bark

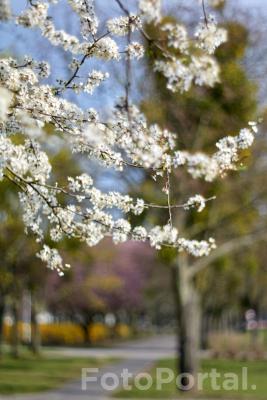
[30,293,41,355]
[200,313,209,350]
[129,312,138,336]
[0,293,5,358]
[81,323,89,344]
[11,298,20,358]
[171,255,201,392]
[79,314,94,345]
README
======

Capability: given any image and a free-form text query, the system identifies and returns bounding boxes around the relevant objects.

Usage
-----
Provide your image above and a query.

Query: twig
[201,0,208,26]
[167,172,173,227]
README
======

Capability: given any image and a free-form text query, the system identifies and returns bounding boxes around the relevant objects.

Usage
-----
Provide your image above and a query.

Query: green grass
[0,352,107,395]
[114,358,267,399]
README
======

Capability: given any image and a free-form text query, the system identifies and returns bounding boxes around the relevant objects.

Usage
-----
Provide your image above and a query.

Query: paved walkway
[0,335,177,400]
[47,334,177,360]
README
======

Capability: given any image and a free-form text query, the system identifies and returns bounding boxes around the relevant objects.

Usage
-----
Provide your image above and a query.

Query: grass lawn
[114,358,267,399]
[0,351,107,395]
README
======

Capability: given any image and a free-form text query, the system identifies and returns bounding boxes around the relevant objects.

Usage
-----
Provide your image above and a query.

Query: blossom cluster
[173,123,257,181]
[162,23,189,54]
[195,15,228,54]
[0,0,258,273]
[37,245,70,276]
[178,238,216,257]
[183,195,207,213]
[151,12,227,93]
[127,42,145,60]
[154,55,220,93]
[107,15,141,36]
[70,70,109,94]
[68,0,98,39]
[139,0,161,23]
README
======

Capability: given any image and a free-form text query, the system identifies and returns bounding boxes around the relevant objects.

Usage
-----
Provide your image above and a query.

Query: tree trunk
[0,294,5,358]
[80,315,94,346]
[30,293,41,355]
[201,312,209,350]
[129,312,138,336]
[81,323,89,344]
[171,256,201,392]
[11,298,20,358]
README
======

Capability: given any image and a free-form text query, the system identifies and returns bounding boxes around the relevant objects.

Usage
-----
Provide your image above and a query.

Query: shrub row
[3,322,131,345]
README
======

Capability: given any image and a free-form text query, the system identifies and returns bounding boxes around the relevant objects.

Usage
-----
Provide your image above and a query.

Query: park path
[0,335,177,400]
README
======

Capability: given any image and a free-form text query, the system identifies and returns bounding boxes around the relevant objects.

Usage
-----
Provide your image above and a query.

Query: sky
[242,0,266,5]
[237,0,267,15]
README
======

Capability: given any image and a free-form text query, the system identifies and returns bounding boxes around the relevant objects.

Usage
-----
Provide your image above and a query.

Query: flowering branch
[0,0,258,273]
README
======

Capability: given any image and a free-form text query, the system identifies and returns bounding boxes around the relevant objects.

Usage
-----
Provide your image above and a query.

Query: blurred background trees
[0,2,267,382]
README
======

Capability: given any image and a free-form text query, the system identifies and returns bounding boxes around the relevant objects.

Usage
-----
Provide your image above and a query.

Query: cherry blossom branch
[167,172,173,226]
[5,165,216,213]
[201,0,209,26]
[114,0,130,16]
[189,229,267,278]
[144,196,216,209]
[55,31,110,94]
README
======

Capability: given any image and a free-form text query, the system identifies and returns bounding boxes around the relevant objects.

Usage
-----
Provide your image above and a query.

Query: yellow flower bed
[40,323,84,345]
[3,322,132,345]
[115,323,131,339]
[3,322,21,341]
[88,323,110,343]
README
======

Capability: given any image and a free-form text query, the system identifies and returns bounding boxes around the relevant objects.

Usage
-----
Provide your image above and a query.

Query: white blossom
[113,219,131,244]
[154,59,193,93]
[195,15,228,55]
[127,42,145,60]
[132,226,147,241]
[68,0,98,38]
[149,225,178,249]
[173,151,187,167]
[37,245,67,276]
[176,123,258,181]
[17,2,48,28]
[139,0,161,23]
[191,55,220,87]
[237,128,255,149]
[178,238,216,257]
[107,15,141,36]
[162,23,189,54]
[0,87,13,122]
[154,55,220,93]
[184,195,206,212]
[93,37,120,60]
[83,70,109,94]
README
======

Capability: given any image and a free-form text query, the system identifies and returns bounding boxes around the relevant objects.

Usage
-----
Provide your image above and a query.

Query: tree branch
[189,229,267,278]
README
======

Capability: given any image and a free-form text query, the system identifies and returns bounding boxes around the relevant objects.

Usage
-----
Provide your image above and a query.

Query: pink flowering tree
[45,241,153,341]
[89,241,153,315]
[0,0,261,390]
